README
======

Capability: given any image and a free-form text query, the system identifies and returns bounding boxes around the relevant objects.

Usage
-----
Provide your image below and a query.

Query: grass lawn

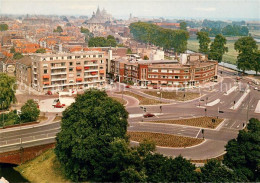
[53,116,62,122]
[187,38,260,65]
[111,96,127,105]
[15,149,70,183]
[128,131,203,148]
[148,116,223,129]
[143,91,200,101]
[115,91,164,105]
[38,116,48,122]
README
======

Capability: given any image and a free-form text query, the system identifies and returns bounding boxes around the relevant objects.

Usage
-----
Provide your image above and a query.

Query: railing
[51,72,67,75]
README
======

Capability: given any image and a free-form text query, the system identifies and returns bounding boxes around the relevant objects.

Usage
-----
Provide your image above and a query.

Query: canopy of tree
[13,52,23,60]
[201,25,249,37]
[129,22,189,53]
[0,24,8,31]
[223,118,260,181]
[235,36,259,74]
[0,73,16,110]
[53,26,63,33]
[88,35,117,47]
[35,48,46,53]
[208,34,228,62]
[180,21,187,30]
[196,31,211,54]
[0,110,19,127]
[20,99,40,122]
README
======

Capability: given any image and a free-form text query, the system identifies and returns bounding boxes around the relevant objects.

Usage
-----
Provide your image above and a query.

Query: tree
[200,160,242,182]
[10,47,16,53]
[80,27,89,34]
[143,55,149,60]
[20,99,40,122]
[0,73,16,110]
[35,48,46,53]
[208,34,228,62]
[235,36,258,73]
[13,52,23,60]
[0,24,8,31]
[55,89,128,182]
[54,26,63,33]
[223,118,260,181]
[253,50,260,75]
[127,48,132,54]
[196,31,211,54]
[180,21,187,30]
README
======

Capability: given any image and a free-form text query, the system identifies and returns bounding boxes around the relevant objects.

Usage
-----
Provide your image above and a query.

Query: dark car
[46,91,52,95]
[143,113,155,118]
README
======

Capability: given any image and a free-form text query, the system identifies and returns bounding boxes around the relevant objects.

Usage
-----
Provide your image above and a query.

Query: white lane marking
[206,99,220,106]
[255,100,260,113]
[196,129,201,138]
[230,121,237,128]
[177,133,182,135]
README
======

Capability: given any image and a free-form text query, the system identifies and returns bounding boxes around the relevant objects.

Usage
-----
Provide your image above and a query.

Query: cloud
[194,7,216,12]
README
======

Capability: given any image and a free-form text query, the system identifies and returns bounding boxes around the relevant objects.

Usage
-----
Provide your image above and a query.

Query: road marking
[230,121,237,128]
[177,133,182,135]
[196,129,201,138]
[237,125,240,128]
[180,130,185,132]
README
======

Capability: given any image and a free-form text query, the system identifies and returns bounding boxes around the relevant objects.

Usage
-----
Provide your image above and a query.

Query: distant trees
[80,27,94,43]
[223,118,260,181]
[0,73,16,110]
[180,21,187,30]
[20,99,40,122]
[53,26,63,33]
[0,24,8,31]
[208,34,228,62]
[13,52,23,60]
[10,47,16,53]
[88,35,117,47]
[130,22,189,54]
[235,36,259,73]
[196,31,211,54]
[35,48,46,53]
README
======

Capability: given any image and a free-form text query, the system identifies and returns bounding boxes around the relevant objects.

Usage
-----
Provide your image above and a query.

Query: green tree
[80,27,89,34]
[127,48,132,54]
[35,48,46,53]
[54,26,63,33]
[55,89,128,182]
[196,31,211,54]
[20,99,40,122]
[10,47,16,53]
[0,24,8,31]
[234,36,258,73]
[200,160,242,182]
[0,73,16,110]
[13,52,23,60]
[253,50,260,75]
[143,55,149,60]
[223,118,260,181]
[180,21,187,30]
[208,34,228,62]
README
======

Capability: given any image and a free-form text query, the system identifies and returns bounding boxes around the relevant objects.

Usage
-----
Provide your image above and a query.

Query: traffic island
[115,91,165,105]
[145,117,223,129]
[110,96,127,105]
[128,131,204,148]
[142,91,200,101]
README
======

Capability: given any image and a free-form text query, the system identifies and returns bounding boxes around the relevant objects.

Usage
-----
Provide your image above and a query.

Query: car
[54,102,64,108]
[45,91,52,95]
[254,87,258,90]
[125,85,130,88]
[153,85,160,89]
[178,88,185,91]
[143,113,155,118]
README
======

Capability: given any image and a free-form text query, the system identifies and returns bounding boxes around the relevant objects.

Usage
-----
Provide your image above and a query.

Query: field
[143,91,200,101]
[187,38,260,65]
[128,131,203,148]
[115,91,164,105]
[15,149,70,183]
[149,116,223,129]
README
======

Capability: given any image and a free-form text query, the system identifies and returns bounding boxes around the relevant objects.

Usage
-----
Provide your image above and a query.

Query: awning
[43,75,50,79]
[84,67,89,70]
[91,72,97,75]
[76,66,82,70]
[99,70,105,74]
[76,78,82,82]
[43,82,50,85]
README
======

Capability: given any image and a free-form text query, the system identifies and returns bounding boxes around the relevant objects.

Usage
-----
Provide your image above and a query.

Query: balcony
[51,66,66,69]
[51,78,67,81]
[84,75,98,78]
[51,72,67,76]
[84,69,99,73]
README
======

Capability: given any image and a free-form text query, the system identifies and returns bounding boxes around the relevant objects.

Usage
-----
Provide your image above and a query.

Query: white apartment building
[31,52,106,92]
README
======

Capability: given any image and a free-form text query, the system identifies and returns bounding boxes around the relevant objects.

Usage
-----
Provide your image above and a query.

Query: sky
[0,0,259,20]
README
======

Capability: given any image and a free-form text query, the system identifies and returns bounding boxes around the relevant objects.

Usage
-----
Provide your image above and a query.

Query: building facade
[15,56,32,86]
[30,51,106,92]
[110,54,218,87]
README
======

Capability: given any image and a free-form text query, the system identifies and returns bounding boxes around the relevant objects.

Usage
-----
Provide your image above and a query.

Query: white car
[254,87,258,90]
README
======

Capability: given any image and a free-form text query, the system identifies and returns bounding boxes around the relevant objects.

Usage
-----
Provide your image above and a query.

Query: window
[68,56,72,59]
[75,56,80,59]
[93,55,96,58]
[69,68,73,72]
[184,76,189,79]
[76,62,81,65]
[174,70,180,73]
[50,57,53,61]
[44,69,48,74]
[69,62,73,66]
[195,68,200,72]
[184,70,189,73]
[99,55,102,58]
[100,66,104,69]
[77,73,81,77]
[100,60,103,64]
[161,69,167,73]
[174,76,179,79]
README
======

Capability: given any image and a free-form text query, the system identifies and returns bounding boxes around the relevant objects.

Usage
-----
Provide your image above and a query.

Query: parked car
[143,113,155,118]
[254,87,258,90]
[46,91,52,95]
[54,102,63,108]
[153,85,160,89]
[125,85,130,88]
